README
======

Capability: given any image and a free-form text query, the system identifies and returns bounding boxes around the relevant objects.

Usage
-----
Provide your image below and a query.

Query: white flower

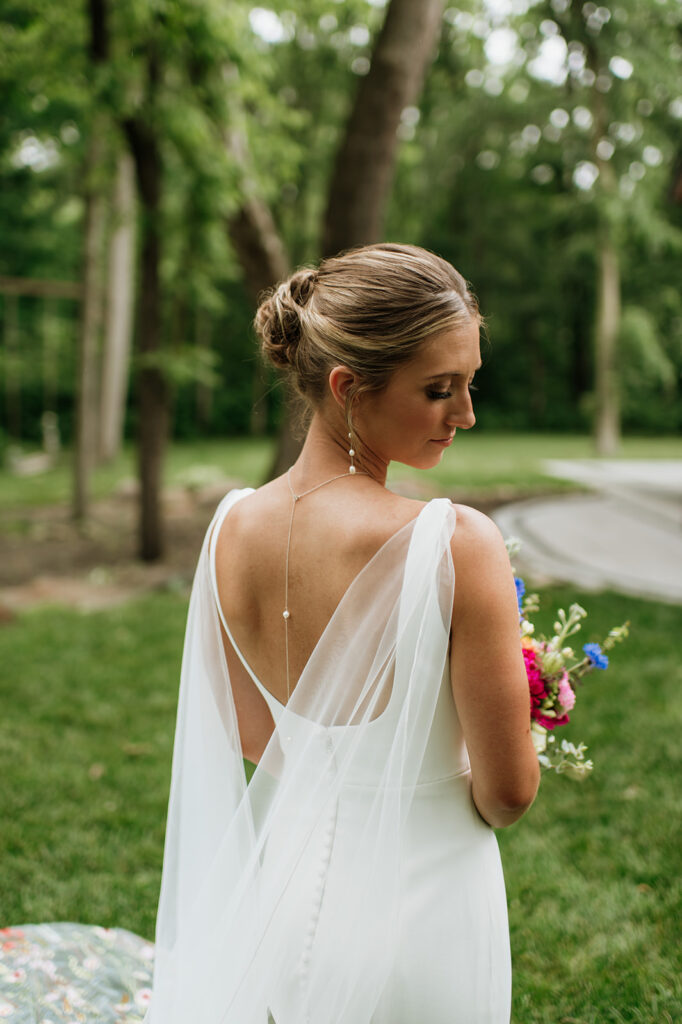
[541,649,564,675]
[531,722,548,754]
[135,988,153,1007]
[559,758,593,780]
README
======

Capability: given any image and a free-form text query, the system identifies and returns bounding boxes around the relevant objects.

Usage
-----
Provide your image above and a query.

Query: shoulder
[449,502,507,553]
[213,482,282,556]
[448,502,514,602]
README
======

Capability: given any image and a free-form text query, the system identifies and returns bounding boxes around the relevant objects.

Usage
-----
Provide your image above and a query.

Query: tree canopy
[1,0,680,455]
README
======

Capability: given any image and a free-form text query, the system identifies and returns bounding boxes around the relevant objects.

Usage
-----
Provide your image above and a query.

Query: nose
[446,391,476,431]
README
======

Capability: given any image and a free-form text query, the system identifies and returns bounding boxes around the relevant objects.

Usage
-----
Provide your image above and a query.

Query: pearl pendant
[283,609,290,619]
[349,465,356,474]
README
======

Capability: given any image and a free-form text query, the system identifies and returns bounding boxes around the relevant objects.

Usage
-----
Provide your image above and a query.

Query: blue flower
[583,642,609,670]
[514,577,525,613]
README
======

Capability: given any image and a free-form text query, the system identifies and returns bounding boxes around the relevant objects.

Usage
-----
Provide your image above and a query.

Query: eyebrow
[423,364,482,382]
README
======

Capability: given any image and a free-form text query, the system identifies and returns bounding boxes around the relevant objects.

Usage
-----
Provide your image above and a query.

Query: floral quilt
[0,924,154,1023]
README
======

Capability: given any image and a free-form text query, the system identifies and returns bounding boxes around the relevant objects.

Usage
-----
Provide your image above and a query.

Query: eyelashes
[426,383,478,401]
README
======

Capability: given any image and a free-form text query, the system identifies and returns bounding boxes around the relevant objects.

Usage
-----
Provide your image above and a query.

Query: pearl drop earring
[348,432,356,474]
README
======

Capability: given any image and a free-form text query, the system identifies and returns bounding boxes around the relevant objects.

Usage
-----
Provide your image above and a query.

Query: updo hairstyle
[255,243,480,412]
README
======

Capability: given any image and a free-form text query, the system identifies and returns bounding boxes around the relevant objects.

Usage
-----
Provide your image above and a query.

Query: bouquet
[506,539,629,780]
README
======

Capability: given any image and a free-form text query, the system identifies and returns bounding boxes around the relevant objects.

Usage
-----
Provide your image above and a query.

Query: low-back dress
[145,489,511,1024]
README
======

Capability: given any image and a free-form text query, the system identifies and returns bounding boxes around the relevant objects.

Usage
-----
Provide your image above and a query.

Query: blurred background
[1,0,680,562]
[1,1,681,1020]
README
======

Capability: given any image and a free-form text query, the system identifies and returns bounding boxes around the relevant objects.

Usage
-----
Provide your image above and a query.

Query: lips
[431,436,455,446]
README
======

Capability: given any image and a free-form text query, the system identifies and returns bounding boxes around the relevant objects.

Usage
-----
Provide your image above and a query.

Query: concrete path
[492,459,682,603]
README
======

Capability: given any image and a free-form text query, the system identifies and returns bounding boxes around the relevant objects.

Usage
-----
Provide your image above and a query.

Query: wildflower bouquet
[506,539,629,780]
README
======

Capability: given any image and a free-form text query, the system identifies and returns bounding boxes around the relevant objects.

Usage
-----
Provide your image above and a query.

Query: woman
[147,243,539,1024]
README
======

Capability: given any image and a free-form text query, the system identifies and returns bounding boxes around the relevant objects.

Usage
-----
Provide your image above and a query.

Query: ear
[327,365,358,410]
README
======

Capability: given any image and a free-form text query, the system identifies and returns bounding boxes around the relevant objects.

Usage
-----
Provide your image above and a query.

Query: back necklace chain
[283,435,366,700]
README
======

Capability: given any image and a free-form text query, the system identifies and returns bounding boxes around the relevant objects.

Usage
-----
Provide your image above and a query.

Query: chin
[399,451,445,471]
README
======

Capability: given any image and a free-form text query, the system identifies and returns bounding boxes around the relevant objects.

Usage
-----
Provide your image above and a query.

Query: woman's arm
[449,505,540,828]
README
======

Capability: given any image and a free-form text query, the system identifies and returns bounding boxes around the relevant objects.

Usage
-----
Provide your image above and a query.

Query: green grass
[2,433,679,510]
[0,438,273,510]
[499,587,682,1023]
[388,432,682,495]
[0,593,187,938]
[0,589,680,1020]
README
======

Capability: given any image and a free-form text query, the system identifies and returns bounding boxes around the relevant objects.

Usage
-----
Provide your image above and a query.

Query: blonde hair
[255,243,480,412]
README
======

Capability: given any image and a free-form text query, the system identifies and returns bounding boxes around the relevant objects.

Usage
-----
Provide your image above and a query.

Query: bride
[146,243,539,1023]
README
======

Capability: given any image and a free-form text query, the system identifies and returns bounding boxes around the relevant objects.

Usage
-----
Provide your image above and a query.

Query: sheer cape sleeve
[145,490,457,1024]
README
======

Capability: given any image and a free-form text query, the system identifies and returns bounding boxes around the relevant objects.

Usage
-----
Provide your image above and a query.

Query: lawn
[2,433,680,509]
[0,586,680,1022]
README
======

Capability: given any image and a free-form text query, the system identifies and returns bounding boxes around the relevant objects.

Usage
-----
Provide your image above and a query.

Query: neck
[293,409,388,487]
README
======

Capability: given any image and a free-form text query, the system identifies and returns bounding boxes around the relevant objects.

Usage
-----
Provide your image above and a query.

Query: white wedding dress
[146,489,511,1024]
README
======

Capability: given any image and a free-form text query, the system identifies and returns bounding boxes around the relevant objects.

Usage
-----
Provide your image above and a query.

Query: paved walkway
[492,460,682,603]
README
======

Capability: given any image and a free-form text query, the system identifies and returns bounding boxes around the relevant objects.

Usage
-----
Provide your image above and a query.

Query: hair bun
[255,269,317,370]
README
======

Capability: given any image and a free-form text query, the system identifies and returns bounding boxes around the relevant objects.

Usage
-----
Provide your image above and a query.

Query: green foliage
[1,0,681,442]
[618,306,680,431]
[619,305,676,389]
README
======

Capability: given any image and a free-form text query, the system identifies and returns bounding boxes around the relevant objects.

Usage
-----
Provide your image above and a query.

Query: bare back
[213,477,426,719]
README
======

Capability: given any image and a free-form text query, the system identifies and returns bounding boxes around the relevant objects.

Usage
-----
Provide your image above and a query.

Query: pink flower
[523,647,546,711]
[557,674,576,713]
[523,646,569,730]
[535,710,569,731]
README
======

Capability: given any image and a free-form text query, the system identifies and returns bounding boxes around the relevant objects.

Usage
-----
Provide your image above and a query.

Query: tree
[99,150,136,463]
[73,0,108,521]
[323,0,445,257]
[265,0,447,476]
[124,42,167,561]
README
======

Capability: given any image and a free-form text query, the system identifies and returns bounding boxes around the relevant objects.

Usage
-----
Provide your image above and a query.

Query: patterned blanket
[0,924,154,1022]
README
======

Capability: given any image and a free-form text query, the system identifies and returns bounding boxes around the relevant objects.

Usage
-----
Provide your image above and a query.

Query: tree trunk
[3,294,21,440]
[228,197,290,300]
[73,127,106,521]
[273,0,444,476]
[594,233,621,456]
[322,0,445,257]
[73,0,110,519]
[226,194,296,477]
[224,0,445,479]
[125,111,167,562]
[41,298,59,415]
[99,150,136,462]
